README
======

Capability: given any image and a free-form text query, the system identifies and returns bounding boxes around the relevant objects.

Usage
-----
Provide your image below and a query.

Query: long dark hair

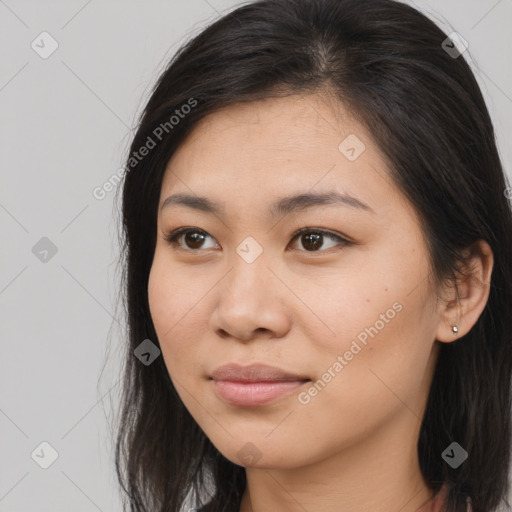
[114,1,512,511]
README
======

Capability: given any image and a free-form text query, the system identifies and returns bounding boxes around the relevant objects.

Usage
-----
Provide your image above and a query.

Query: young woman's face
[148,93,443,469]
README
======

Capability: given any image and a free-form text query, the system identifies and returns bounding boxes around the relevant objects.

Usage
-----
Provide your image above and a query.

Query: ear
[435,239,494,343]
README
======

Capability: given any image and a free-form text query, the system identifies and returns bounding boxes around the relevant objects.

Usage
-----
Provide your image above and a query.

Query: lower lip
[212,380,308,407]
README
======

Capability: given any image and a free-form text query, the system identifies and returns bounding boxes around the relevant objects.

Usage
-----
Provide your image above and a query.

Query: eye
[288,228,351,252]
[164,227,219,251]
[164,226,351,253]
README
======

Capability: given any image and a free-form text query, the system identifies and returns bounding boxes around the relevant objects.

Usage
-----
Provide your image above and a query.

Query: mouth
[210,363,311,407]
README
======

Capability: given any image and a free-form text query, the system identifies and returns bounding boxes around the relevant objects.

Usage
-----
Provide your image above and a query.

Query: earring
[452,325,459,335]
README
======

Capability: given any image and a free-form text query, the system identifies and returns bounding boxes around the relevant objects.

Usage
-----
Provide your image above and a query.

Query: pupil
[185,232,204,249]
[303,233,322,251]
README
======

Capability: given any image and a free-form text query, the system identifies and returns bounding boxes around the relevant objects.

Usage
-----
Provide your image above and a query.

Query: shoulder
[417,485,473,512]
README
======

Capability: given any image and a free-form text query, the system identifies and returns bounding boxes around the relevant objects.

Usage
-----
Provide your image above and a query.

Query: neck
[239,407,434,512]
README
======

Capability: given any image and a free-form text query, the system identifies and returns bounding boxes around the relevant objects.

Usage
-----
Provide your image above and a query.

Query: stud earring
[452,325,459,335]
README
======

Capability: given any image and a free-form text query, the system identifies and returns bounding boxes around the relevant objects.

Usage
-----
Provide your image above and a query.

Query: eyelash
[163,226,352,254]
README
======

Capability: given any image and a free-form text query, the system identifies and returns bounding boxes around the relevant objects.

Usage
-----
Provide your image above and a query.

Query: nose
[209,252,292,342]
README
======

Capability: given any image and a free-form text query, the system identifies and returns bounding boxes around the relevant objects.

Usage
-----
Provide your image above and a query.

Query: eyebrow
[160,191,375,218]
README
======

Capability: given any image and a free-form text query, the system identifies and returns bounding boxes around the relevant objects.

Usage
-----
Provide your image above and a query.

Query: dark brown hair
[114,1,512,511]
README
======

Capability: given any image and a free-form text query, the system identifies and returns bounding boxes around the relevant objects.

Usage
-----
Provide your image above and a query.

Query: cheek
[301,278,437,429]
[147,257,206,377]
[290,272,412,361]
[299,244,436,405]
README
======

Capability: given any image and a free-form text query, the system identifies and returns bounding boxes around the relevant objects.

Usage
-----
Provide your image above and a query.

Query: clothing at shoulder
[417,485,473,512]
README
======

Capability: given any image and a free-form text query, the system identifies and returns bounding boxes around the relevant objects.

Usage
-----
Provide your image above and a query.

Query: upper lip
[211,363,310,382]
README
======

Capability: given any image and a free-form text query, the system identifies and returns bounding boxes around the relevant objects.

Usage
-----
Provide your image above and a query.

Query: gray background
[1,0,511,510]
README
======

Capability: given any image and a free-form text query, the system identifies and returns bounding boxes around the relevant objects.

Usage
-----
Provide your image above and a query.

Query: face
[148,93,442,469]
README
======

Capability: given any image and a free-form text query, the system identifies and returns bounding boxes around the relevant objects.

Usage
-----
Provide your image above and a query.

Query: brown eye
[289,229,351,252]
[164,228,218,250]
[300,232,323,251]
[182,231,207,249]
[164,226,351,253]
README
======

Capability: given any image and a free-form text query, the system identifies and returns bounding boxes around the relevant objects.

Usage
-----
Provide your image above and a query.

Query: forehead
[159,93,403,215]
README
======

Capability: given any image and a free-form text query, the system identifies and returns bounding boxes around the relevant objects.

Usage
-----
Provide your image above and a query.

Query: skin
[147,92,493,512]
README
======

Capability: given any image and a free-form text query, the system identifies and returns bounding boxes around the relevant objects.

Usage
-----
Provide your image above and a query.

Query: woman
[114,0,512,511]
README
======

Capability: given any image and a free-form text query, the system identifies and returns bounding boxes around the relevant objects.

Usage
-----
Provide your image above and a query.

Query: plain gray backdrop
[1,0,511,510]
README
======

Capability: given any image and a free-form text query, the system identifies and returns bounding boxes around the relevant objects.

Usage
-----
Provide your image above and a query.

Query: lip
[210,363,310,407]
